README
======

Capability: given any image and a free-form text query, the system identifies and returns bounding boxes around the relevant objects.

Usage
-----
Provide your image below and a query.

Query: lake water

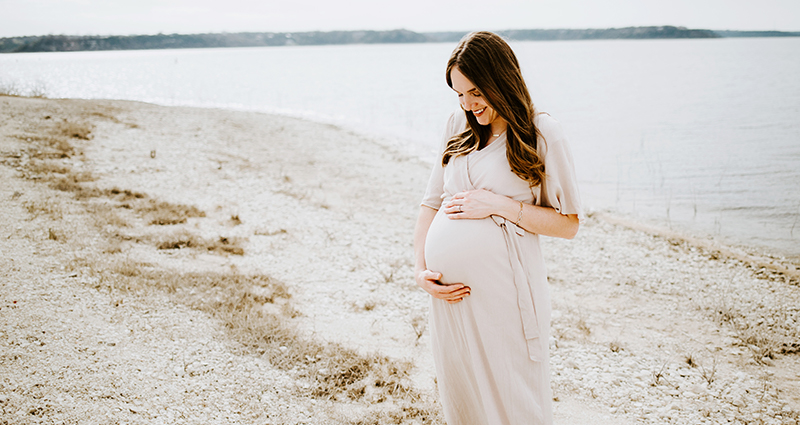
[2,38,799,259]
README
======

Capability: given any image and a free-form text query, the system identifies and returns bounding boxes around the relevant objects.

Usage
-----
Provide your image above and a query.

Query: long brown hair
[442,31,545,187]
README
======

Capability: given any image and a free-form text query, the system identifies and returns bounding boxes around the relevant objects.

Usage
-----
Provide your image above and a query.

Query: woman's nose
[461,95,476,111]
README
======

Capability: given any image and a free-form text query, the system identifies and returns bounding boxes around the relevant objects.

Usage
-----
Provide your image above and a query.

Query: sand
[1,96,798,424]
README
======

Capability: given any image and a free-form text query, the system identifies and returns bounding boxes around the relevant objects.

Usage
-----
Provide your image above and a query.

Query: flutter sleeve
[420,113,459,210]
[537,114,585,223]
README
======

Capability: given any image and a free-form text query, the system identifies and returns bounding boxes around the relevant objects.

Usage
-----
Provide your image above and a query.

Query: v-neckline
[473,133,506,154]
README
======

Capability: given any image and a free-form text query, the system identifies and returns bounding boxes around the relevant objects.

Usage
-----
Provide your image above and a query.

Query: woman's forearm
[443,189,579,239]
[414,206,438,271]
[497,197,579,239]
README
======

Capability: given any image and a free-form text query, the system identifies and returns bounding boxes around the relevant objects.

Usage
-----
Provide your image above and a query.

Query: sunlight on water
[2,38,798,258]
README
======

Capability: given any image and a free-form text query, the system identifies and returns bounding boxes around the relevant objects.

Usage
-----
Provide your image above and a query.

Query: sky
[2,0,799,38]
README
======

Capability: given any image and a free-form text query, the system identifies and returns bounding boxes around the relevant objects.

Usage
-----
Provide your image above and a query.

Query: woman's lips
[473,107,486,116]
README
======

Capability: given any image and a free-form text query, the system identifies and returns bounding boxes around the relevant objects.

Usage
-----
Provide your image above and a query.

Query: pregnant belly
[423,210,509,286]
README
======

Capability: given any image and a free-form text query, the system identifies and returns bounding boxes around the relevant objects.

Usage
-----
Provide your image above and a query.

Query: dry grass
[47,227,64,242]
[0,83,47,99]
[410,315,427,344]
[0,83,22,97]
[709,296,800,363]
[108,257,149,278]
[85,203,130,228]
[13,134,75,159]
[156,230,245,255]
[105,187,147,201]
[57,120,93,140]
[155,229,206,250]
[27,159,71,175]
[139,199,206,225]
[0,82,46,98]
[102,188,206,226]
[23,199,63,219]
[50,179,101,199]
[16,123,211,244]
[15,119,91,159]
[209,237,245,255]
[79,265,437,420]
[255,227,287,236]
[342,402,441,425]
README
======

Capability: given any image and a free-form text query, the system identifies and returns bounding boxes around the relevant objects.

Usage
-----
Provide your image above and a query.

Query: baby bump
[424,210,510,286]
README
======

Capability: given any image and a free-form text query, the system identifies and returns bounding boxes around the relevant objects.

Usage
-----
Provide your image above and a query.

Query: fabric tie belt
[491,215,543,362]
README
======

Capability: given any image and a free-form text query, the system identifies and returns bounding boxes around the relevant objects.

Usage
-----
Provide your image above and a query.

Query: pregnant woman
[413,31,583,424]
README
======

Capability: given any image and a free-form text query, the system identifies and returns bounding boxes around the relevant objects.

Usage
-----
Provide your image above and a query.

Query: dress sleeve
[537,114,585,223]
[420,113,458,210]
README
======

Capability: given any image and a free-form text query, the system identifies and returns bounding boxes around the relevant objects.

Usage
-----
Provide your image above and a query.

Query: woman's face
[450,67,504,128]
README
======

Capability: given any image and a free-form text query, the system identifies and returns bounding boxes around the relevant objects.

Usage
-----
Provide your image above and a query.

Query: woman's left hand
[443,189,511,220]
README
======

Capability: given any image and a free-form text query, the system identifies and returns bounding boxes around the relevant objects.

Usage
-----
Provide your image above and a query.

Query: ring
[458,205,462,213]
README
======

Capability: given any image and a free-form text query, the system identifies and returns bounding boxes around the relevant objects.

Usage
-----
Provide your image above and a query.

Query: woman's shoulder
[445,110,468,137]
[534,112,564,138]
[534,112,569,158]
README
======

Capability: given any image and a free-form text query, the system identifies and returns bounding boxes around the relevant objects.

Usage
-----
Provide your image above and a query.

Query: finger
[423,270,443,281]
[443,202,460,213]
[441,283,469,293]
[431,287,465,299]
[447,211,467,219]
[448,288,471,298]
[436,286,471,297]
[439,287,470,301]
[431,284,465,295]
[419,270,441,282]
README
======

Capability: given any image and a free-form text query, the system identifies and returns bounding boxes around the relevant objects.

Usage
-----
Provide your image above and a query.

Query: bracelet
[514,201,523,226]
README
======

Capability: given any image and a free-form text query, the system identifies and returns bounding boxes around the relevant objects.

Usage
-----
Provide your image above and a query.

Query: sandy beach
[1,96,799,424]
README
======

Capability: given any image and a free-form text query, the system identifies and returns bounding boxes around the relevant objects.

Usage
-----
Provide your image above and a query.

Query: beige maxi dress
[421,112,583,425]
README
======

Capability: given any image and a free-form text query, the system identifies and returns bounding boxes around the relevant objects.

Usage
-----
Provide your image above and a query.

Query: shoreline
[12,92,796,267]
[593,211,800,283]
[2,96,798,424]
[119,96,800,266]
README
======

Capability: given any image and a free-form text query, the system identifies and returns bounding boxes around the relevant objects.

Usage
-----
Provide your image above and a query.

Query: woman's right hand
[416,270,471,304]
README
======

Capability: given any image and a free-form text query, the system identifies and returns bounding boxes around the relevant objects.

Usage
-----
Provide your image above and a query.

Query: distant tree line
[1,26,798,54]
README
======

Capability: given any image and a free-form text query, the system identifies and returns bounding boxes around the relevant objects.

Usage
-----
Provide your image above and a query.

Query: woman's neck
[490,119,508,137]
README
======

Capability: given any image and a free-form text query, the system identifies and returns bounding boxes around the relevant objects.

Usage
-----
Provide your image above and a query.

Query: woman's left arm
[443,189,579,239]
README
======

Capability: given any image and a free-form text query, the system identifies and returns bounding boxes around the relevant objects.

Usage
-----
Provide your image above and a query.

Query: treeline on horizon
[2,26,799,54]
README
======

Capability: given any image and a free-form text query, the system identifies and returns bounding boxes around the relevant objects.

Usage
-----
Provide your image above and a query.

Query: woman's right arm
[414,206,471,303]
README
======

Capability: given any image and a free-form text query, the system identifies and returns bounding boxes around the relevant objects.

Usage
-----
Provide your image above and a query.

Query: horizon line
[3,26,800,40]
